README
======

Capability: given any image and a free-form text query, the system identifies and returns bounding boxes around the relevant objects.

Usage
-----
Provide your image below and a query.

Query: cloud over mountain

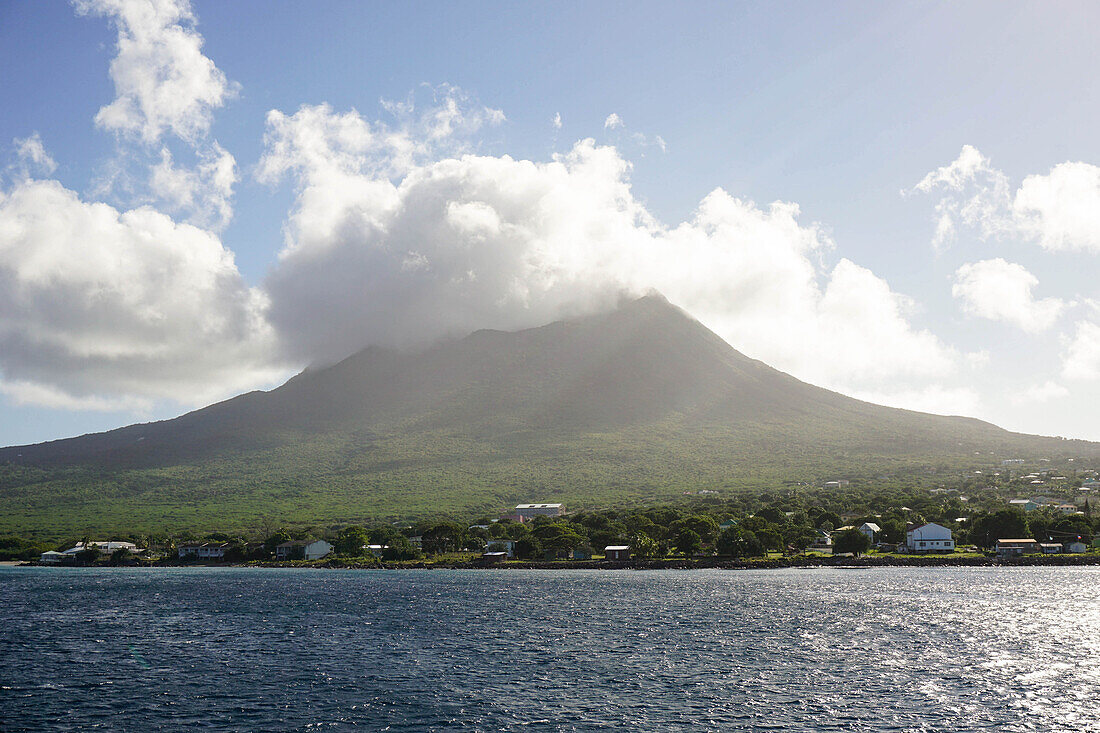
[259,101,958,397]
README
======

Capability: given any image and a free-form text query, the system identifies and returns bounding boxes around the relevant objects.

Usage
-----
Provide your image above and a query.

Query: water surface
[2,566,1098,731]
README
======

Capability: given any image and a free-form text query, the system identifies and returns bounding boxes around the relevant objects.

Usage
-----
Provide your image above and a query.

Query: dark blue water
[2,566,1099,731]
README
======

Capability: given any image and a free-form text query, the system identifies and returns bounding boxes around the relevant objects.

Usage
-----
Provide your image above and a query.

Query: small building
[485,539,516,558]
[514,503,564,520]
[39,550,70,564]
[480,551,507,563]
[996,538,1040,557]
[858,523,882,541]
[604,545,631,561]
[1066,541,1087,554]
[275,539,333,561]
[178,543,202,559]
[1039,543,1062,554]
[1008,499,1038,512]
[179,542,229,560]
[905,523,955,553]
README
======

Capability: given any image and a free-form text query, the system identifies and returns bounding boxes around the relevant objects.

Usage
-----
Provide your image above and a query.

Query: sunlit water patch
[2,566,1099,731]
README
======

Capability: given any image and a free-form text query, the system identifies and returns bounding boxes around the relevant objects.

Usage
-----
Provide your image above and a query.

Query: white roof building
[905,523,955,553]
[514,503,564,518]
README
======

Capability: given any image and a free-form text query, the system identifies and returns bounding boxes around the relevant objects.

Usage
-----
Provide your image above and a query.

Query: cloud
[1062,320,1100,381]
[952,258,1065,333]
[260,101,960,400]
[1014,162,1100,253]
[914,145,1100,253]
[149,142,236,229]
[847,386,982,418]
[0,179,282,408]
[604,113,623,130]
[910,145,1012,249]
[553,112,562,130]
[75,0,236,144]
[1010,380,1069,406]
[11,133,57,177]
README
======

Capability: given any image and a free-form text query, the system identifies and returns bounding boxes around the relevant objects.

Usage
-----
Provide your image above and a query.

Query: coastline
[14,553,1100,571]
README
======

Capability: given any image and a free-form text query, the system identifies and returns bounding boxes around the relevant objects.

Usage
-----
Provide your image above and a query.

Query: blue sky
[2,0,1100,446]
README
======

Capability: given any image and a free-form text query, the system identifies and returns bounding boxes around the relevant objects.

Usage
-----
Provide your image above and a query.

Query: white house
[905,523,954,553]
[858,523,881,541]
[275,539,333,561]
[485,539,516,558]
[178,542,229,560]
[1066,541,1088,554]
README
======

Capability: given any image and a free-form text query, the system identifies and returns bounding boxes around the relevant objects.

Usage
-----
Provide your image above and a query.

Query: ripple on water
[1,566,1099,731]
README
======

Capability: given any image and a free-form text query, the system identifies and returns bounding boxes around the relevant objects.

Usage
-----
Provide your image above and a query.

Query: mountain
[1,294,1095,536]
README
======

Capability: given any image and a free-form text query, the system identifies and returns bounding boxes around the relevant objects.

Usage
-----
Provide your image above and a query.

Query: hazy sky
[2,0,1100,446]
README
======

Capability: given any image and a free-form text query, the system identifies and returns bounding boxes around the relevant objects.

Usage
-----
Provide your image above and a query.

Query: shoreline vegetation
[16,552,1100,571]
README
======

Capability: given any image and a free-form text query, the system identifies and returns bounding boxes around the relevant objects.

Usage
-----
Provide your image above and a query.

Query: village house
[858,523,881,542]
[178,542,230,560]
[485,539,516,558]
[1066,541,1088,554]
[275,539,333,561]
[1039,543,1063,554]
[996,538,1040,557]
[604,545,631,560]
[514,503,564,520]
[904,523,955,553]
[1008,499,1038,512]
[42,541,140,563]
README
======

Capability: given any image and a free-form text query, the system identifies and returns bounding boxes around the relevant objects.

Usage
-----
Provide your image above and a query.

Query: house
[485,539,516,559]
[365,544,388,558]
[1039,543,1062,554]
[1008,499,1038,512]
[39,550,70,563]
[1066,541,1087,554]
[858,523,881,541]
[480,551,507,563]
[514,503,564,520]
[996,538,1040,557]
[275,539,333,561]
[179,542,229,560]
[1056,504,1081,514]
[905,523,955,553]
[807,531,833,554]
[604,545,631,560]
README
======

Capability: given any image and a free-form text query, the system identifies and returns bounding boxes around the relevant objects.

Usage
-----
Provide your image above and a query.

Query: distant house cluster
[40,541,140,564]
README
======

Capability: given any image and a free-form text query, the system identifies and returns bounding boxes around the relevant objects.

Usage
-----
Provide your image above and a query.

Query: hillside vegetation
[2,295,1096,537]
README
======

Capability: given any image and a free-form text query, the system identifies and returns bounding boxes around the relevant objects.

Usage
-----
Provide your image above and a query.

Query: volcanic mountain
[1,295,1093,535]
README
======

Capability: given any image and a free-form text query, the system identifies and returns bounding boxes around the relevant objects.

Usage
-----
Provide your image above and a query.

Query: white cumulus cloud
[1014,161,1100,253]
[11,133,57,177]
[1062,320,1100,381]
[604,113,623,130]
[75,0,236,144]
[915,145,1100,254]
[952,258,1065,333]
[149,142,237,230]
[0,179,282,407]
[259,101,960,402]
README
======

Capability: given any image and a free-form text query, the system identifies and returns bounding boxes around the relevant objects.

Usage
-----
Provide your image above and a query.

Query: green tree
[716,527,764,558]
[832,528,871,556]
[263,530,292,557]
[628,533,662,558]
[673,529,702,557]
[334,526,370,556]
[422,522,465,555]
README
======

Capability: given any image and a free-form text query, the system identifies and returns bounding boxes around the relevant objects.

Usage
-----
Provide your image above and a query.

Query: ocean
[2,566,1098,731]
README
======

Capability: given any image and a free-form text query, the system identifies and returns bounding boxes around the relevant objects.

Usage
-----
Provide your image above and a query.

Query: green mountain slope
[1,295,1095,536]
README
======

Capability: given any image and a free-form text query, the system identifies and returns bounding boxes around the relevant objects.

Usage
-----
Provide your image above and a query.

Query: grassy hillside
[2,295,1096,537]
